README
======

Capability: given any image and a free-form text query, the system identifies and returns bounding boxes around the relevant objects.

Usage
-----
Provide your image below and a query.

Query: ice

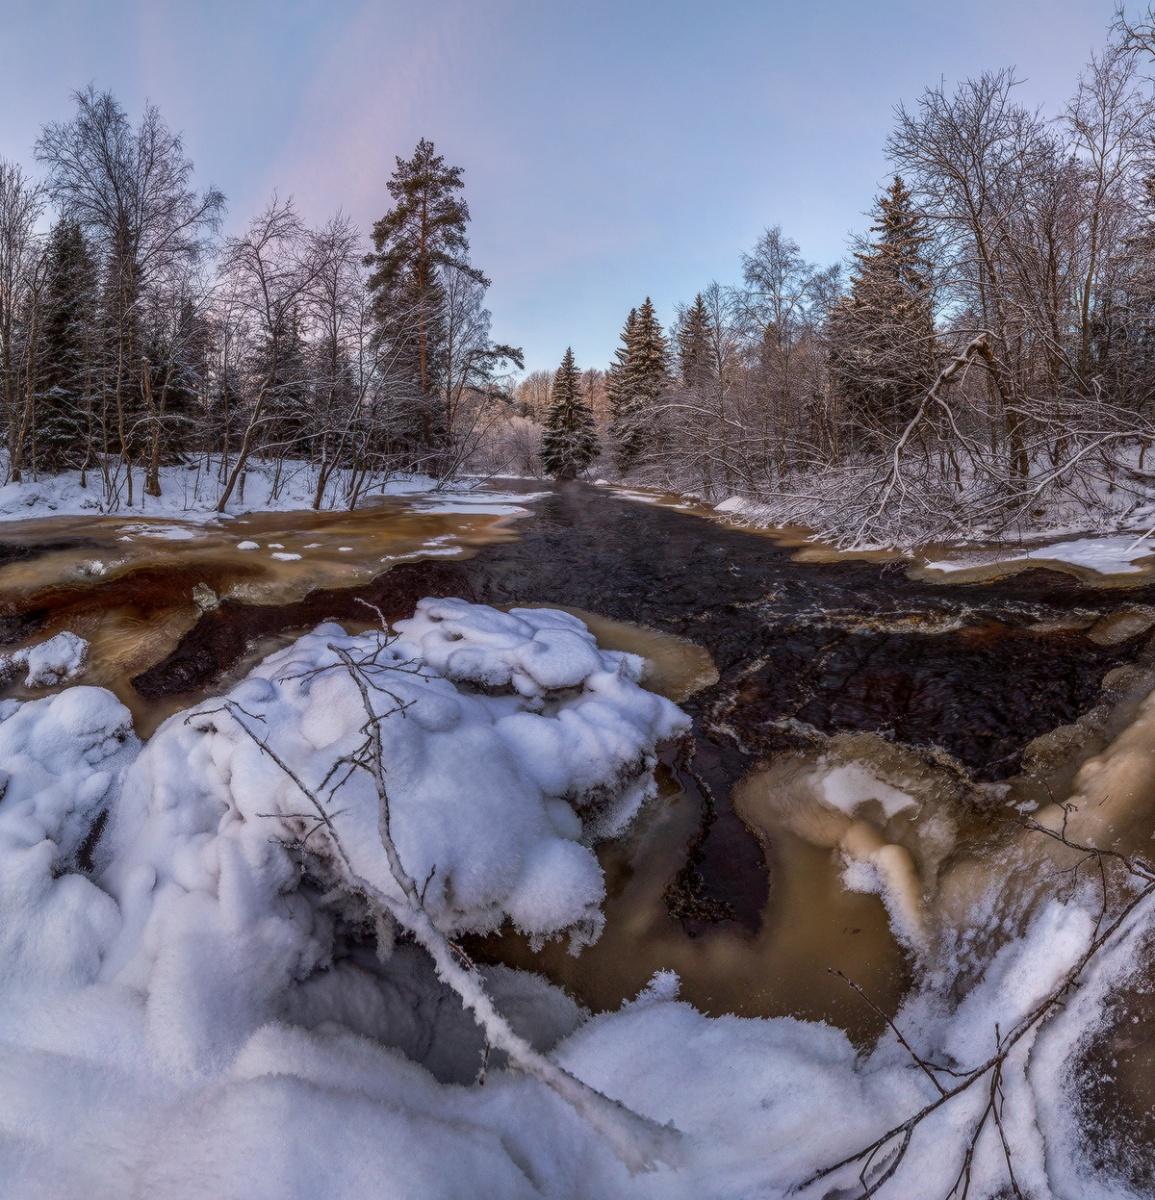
[2,631,90,687]
[118,523,199,541]
[817,760,916,818]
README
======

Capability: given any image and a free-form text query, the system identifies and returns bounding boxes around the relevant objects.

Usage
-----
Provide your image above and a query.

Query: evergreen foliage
[609,297,667,472]
[677,293,715,389]
[35,218,96,471]
[827,176,936,434]
[541,347,598,479]
[365,139,482,455]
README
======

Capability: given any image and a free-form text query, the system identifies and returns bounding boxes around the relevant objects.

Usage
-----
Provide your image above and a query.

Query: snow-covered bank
[0,598,1147,1198]
[0,457,545,525]
[0,630,88,686]
[922,533,1155,578]
[605,480,1155,578]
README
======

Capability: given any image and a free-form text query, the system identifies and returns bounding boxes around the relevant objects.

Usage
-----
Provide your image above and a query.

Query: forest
[6,12,1155,547]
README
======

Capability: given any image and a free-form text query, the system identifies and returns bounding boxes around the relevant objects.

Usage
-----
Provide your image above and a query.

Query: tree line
[532,11,1155,544]
[0,91,521,510]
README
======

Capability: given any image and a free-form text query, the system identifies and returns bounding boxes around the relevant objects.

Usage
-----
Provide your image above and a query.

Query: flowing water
[5,479,1155,1053]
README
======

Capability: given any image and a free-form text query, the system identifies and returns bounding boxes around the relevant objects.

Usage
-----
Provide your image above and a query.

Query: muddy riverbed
[3,479,1154,1042]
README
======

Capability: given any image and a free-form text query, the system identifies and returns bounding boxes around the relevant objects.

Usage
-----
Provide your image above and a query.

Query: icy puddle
[0,489,538,734]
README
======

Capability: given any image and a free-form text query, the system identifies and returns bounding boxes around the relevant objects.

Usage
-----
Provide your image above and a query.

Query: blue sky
[0,0,1122,372]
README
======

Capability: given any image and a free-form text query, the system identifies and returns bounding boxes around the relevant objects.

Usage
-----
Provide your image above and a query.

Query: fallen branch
[207,635,684,1175]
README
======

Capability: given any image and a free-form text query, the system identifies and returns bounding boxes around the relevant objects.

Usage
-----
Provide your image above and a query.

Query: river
[2,479,1153,1053]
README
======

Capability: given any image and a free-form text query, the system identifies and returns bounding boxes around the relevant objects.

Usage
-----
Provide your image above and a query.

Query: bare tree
[0,161,45,483]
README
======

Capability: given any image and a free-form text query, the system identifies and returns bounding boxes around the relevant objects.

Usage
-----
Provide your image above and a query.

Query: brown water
[0,498,525,734]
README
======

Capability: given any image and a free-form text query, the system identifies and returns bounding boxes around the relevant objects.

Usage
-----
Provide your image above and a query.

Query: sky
[0,0,1127,373]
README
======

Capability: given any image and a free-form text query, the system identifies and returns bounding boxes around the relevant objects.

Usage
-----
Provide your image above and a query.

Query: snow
[406,489,551,516]
[630,445,1155,565]
[0,597,1144,1197]
[270,551,301,561]
[2,631,89,687]
[817,760,916,819]
[0,457,548,526]
[236,540,259,550]
[118,523,199,541]
[925,533,1155,577]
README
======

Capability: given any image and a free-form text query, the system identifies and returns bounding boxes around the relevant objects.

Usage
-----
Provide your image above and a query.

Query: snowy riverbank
[603,473,1155,579]
[0,458,545,525]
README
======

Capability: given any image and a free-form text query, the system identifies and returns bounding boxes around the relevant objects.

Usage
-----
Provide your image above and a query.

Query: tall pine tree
[541,347,598,480]
[677,292,714,389]
[828,176,936,436]
[364,139,483,457]
[605,307,636,434]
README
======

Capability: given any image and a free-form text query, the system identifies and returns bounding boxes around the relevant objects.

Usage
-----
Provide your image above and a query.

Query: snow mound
[0,686,137,989]
[105,600,688,952]
[2,631,90,687]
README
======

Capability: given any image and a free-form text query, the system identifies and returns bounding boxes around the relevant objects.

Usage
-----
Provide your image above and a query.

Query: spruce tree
[364,139,483,455]
[36,218,96,472]
[605,307,636,433]
[828,176,936,436]
[678,292,714,389]
[541,347,598,480]
[609,296,667,472]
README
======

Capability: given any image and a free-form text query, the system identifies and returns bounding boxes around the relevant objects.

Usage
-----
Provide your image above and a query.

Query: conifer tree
[36,218,96,471]
[609,296,667,472]
[140,295,212,471]
[605,307,636,432]
[541,347,598,479]
[828,176,936,435]
[677,292,714,389]
[364,139,483,453]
